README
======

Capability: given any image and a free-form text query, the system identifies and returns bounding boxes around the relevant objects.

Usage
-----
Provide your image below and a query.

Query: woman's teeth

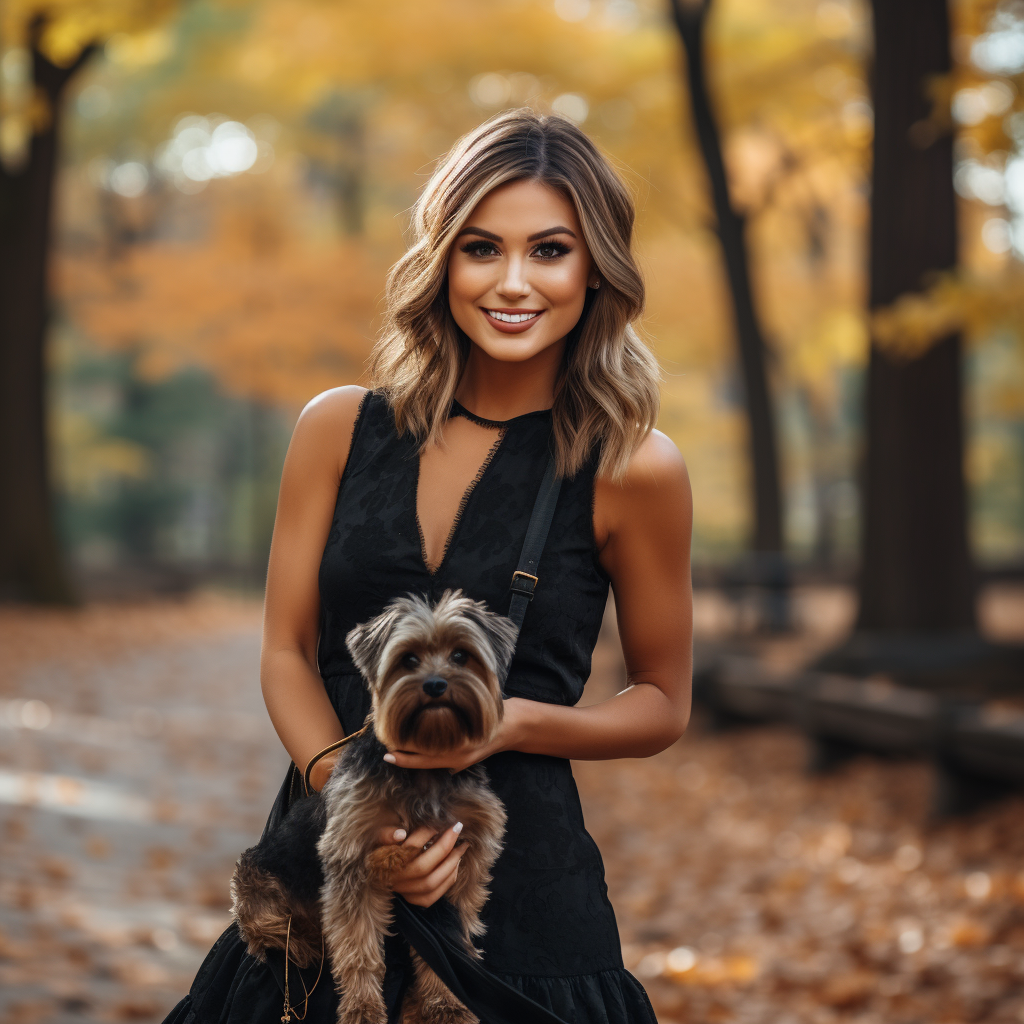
[487,310,540,323]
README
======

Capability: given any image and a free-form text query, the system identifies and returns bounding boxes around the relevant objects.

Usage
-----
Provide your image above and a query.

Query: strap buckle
[510,570,539,600]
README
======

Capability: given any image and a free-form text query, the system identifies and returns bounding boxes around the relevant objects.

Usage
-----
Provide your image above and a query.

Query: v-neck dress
[162,391,658,1024]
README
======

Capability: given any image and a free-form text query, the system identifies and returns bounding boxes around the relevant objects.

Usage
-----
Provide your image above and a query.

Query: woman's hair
[369,108,660,480]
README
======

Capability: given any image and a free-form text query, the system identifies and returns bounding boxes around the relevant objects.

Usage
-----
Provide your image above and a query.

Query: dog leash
[388,451,572,1024]
[302,724,370,797]
[284,454,564,1022]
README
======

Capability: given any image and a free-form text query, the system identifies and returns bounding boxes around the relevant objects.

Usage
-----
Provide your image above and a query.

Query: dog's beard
[399,701,474,751]
[400,700,473,741]
[374,668,501,755]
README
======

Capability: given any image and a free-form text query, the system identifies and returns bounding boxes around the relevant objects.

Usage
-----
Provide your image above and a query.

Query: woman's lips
[482,308,545,334]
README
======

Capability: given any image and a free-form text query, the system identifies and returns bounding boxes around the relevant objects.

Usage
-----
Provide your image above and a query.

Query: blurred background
[2,0,1024,1022]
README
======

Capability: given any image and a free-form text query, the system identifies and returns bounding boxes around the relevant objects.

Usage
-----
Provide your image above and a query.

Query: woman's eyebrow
[456,226,502,241]
[526,226,577,241]
[455,225,578,242]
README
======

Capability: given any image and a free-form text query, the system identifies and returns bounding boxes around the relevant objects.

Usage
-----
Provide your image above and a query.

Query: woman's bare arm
[260,385,366,790]
[384,430,693,770]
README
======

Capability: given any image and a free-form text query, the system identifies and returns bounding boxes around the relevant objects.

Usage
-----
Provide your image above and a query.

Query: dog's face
[345,590,517,756]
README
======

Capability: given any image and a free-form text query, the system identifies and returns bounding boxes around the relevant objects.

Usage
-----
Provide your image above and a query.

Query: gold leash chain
[281,914,325,1022]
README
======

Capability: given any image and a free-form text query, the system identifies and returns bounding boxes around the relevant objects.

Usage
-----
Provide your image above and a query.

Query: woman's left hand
[382,697,528,771]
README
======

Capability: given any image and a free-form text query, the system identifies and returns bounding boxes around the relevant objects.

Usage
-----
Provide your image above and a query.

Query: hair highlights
[369,109,660,480]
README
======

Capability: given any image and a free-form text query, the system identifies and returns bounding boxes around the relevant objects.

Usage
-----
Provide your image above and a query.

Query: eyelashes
[458,239,572,260]
[459,240,499,257]
[533,240,572,258]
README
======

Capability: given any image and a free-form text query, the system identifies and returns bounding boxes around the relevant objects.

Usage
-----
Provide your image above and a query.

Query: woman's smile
[483,307,545,332]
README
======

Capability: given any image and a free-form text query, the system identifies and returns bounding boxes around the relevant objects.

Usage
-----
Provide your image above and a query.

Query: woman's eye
[450,649,469,665]
[401,652,420,670]
[460,241,500,258]
[533,242,571,260]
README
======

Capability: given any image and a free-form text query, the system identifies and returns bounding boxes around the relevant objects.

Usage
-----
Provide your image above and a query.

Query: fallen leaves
[4,593,1024,1024]
[577,690,1024,1024]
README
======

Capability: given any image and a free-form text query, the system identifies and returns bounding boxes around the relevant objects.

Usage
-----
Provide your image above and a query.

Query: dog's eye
[450,649,469,666]
[401,652,420,670]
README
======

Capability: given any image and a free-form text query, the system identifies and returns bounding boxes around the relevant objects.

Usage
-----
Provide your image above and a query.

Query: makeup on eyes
[459,240,498,256]
[532,240,572,257]
[458,238,572,258]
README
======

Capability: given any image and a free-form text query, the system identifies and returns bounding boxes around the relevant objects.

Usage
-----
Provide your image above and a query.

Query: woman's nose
[496,257,530,299]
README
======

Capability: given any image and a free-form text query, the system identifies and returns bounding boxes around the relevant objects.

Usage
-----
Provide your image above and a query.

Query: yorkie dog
[231,590,516,1024]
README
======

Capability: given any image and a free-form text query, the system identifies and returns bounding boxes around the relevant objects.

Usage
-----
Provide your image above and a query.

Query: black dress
[163,392,657,1024]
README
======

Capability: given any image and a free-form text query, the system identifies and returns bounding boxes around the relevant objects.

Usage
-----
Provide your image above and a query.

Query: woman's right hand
[375,823,468,907]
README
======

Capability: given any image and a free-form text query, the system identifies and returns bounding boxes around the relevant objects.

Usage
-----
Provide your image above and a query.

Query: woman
[165,109,692,1024]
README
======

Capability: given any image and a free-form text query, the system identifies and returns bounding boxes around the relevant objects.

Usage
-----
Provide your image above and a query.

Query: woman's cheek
[543,273,587,319]
[541,261,589,304]
[448,258,488,302]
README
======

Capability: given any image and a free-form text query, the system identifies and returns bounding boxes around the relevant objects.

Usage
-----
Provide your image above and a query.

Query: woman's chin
[468,332,566,364]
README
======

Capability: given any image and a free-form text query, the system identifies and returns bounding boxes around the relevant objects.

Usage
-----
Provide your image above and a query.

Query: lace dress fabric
[162,391,657,1024]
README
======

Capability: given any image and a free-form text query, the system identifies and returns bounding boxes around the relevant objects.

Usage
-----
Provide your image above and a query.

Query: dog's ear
[463,603,519,682]
[345,603,404,682]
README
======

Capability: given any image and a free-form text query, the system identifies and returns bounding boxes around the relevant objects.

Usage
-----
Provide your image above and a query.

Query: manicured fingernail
[383,753,396,764]
[394,829,407,842]
[452,821,463,835]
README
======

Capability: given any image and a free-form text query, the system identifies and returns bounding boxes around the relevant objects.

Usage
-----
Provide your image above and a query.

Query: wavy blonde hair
[369,109,660,480]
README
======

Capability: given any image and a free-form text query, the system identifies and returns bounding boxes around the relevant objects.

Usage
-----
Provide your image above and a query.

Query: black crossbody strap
[506,453,562,638]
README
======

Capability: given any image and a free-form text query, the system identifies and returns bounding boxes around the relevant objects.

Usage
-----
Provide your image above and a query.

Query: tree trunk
[0,39,92,602]
[668,0,784,558]
[858,0,975,631]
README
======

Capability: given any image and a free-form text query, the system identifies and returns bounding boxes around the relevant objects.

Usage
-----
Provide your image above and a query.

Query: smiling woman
[372,109,660,481]
[164,110,692,1024]
[448,183,598,351]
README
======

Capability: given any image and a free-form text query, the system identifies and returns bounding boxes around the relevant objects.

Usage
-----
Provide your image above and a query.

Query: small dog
[231,590,516,1024]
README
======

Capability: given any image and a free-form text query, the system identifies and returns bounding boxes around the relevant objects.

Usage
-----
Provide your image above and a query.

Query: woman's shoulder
[598,429,688,494]
[290,386,372,481]
[593,430,691,545]
[623,429,687,485]
[298,385,371,430]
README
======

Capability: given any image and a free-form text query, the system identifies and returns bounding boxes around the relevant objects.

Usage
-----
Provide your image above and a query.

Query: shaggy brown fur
[230,858,324,969]
[231,590,515,1024]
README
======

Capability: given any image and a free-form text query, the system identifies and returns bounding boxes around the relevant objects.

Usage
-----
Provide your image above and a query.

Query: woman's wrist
[500,697,536,755]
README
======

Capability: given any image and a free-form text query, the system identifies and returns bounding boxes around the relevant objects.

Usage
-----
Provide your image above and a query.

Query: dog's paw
[365,843,418,884]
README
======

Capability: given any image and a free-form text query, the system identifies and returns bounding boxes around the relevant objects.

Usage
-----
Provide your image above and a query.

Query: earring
[589,280,601,290]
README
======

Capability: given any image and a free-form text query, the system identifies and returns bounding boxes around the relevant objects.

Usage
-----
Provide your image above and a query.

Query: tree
[864,0,1024,576]
[668,0,785,618]
[0,1,178,602]
[856,0,975,634]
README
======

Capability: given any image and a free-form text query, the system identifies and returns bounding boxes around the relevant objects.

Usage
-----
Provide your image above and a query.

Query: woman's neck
[455,339,564,421]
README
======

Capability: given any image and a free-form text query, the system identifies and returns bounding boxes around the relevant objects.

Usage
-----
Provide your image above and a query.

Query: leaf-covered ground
[1,594,1023,1023]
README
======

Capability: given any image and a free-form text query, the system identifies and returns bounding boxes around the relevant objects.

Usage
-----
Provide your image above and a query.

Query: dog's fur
[231,590,516,1024]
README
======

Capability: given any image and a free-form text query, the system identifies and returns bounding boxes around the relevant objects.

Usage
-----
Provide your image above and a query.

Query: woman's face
[447,179,599,363]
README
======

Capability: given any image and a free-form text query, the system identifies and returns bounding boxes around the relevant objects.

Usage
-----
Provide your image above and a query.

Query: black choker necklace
[450,399,553,428]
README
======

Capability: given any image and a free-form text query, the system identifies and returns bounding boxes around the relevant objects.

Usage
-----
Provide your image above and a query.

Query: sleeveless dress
[162,392,657,1024]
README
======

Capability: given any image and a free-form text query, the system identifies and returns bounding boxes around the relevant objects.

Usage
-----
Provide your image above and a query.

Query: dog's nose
[422,676,448,698]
